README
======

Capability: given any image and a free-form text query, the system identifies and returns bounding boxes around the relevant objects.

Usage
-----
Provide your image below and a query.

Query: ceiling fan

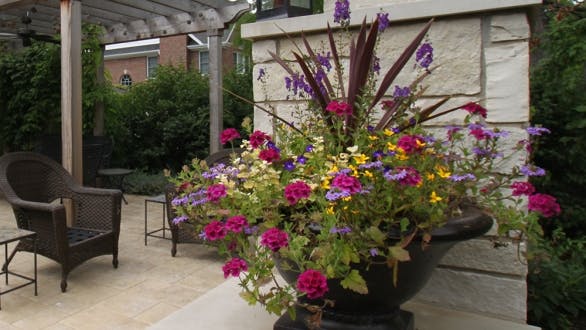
[0,8,59,47]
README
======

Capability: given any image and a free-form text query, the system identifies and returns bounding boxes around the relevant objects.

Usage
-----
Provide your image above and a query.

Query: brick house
[104,25,248,86]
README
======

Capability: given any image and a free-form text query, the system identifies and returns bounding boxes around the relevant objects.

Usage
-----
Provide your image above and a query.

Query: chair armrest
[8,198,69,253]
[70,186,122,232]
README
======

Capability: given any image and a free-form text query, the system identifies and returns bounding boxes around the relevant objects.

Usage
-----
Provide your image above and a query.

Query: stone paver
[0,194,225,329]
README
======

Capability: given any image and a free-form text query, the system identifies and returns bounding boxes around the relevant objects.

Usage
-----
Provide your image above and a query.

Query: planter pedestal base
[274,307,414,330]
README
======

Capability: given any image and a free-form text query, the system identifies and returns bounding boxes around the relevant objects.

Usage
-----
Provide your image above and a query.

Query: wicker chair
[0,152,122,292]
[165,148,243,257]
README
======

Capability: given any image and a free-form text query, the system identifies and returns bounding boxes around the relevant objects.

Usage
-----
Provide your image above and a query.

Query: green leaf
[340,269,368,294]
[366,226,386,245]
[388,246,411,262]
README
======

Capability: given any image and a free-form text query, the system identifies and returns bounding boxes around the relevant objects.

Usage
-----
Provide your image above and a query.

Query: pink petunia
[511,182,536,196]
[326,101,353,117]
[204,221,227,241]
[528,193,561,218]
[249,130,272,148]
[397,135,425,154]
[222,258,248,278]
[220,128,241,145]
[259,148,281,163]
[225,215,249,233]
[284,181,312,205]
[461,102,487,118]
[297,269,328,299]
[207,183,227,202]
[331,173,362,194]
[260,228,289,252]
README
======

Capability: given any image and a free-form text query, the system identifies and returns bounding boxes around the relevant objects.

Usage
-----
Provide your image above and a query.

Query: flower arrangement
[170,0,559,322]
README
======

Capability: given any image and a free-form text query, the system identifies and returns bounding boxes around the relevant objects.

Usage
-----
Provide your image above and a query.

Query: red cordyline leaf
[327,22,345,100]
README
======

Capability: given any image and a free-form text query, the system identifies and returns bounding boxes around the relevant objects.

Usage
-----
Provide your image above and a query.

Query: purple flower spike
[333,0,351,25]
[377,12,390,32]
[416,42,433,69]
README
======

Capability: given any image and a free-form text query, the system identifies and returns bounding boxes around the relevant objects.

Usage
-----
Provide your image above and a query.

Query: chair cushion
[67,227,107,244]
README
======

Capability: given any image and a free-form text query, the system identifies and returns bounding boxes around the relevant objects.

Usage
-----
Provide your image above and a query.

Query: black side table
[0,228,37,309]
[97,168,134,204]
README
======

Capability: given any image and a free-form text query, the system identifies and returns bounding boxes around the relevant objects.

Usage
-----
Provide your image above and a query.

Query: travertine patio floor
[0,194,226,329]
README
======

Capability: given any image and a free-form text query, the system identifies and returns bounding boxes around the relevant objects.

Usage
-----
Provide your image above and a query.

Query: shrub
[527,229,586,330]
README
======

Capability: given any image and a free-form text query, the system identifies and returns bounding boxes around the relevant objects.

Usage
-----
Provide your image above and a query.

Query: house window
[120,74,132,86]
[147,56,158,78]
[199,51,209,75]
[233,52,249,73]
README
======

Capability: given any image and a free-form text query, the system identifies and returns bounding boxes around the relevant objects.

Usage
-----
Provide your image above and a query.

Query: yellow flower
[384,128,394,136]
[363,170,373,178]
[326,205,335,215]
[321,178,331,189]
[353,154,369,165]
[436,166,451,178]
[396,151,409,161]
[348,165,359,177]
[387,142,397,151]
[430,191,443,203]
[343,196,352,202]
[368,135,379,141]
[426,173,435,181]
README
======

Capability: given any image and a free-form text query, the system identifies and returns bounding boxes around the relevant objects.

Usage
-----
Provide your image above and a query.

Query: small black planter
[274,207,493,330]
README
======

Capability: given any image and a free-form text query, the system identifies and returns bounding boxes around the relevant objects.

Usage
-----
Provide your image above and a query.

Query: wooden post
[61,0,83,226]
[208,28,223,154]
[60,0,83,184]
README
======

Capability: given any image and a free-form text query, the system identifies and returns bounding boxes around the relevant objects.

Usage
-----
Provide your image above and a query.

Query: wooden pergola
[0,0,251,182]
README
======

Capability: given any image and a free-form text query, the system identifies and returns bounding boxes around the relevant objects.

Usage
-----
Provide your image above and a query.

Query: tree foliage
[530,1,586,237]
[107,65,253,173]
[0,24,111,152]
[528,2,586,329]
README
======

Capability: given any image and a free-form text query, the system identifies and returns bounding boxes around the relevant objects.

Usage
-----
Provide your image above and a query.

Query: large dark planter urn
[274,207,493,330]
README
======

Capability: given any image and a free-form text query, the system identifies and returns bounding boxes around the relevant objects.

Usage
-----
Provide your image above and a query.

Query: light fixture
[255,0,313,21]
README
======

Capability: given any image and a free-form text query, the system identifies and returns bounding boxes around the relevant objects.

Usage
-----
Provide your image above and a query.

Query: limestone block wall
[242,0,540,323]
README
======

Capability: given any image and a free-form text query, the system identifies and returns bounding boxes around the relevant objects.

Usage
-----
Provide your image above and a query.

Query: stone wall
[242,0,540,323]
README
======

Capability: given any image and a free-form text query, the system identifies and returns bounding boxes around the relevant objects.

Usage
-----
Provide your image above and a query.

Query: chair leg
[171,242,177,257]
[60,273,68,292]
[112,253,118,268]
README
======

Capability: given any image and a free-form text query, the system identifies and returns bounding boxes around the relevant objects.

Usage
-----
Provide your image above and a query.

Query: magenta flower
[260,228,289,252]
[222,258,248,278]
[220,128,241,145]
[397,135,425,154]
[207,183,227,202]
[225,215,249,233]
[511,182,535,196]
[528,193,561,218]
[297,269,329,300]
[469,127,490,140]
[284,181,312,205]
[331,173,362,194]
[326,100,353,117]
[460,102,487,118]
[204,221,227,241]
[259,148,281,163]
[249,130,271,148]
